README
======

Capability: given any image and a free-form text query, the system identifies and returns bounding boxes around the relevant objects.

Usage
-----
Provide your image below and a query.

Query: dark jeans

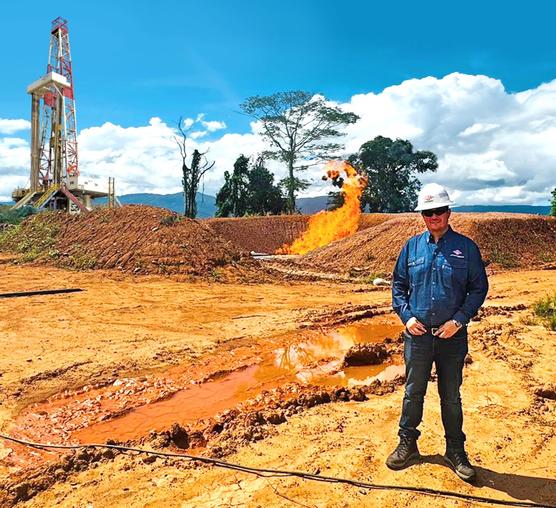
[398,328,468,449]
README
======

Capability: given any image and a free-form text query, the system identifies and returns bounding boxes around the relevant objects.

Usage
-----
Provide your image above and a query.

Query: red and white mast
[37,16,79,188]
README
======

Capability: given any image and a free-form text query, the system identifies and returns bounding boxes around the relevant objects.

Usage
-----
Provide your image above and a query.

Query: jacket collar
[426,225,454,244]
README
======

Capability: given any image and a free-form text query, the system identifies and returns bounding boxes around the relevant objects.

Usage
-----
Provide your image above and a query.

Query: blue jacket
[392,226,488,328]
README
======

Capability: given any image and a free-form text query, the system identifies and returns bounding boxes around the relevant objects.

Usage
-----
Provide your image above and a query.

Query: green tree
[215,171,234,217]
[349,136,438,212]
[248,156,285,215]
[551,188,556,216]
[215,155,250,217]
[240,91,359,214]
[216,155,285,217]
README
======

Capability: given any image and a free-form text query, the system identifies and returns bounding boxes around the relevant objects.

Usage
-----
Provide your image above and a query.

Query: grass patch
[538,251,556,263]
[160,214,182,226]
[360,272,389,284]
[347,268,388,283]
[210,268,222,281]
[0,215,60,262]
[518,314,537,326]
[67,246,97,270]
[532,292,556,331]
[488,247,519,269]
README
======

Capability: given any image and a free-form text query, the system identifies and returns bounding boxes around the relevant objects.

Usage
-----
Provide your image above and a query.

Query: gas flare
[279,161,367,255]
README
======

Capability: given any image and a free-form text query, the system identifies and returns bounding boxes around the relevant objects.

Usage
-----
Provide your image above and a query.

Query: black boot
[444,448,476,482]
[386,437,421,470]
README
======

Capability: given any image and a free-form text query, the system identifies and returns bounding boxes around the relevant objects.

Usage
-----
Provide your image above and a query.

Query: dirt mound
[205,213,395,254]
[205,215,310,253]
[358,212,400,230]
[299,213,556,275]
[342,343,388,366]
[0,206,245,276]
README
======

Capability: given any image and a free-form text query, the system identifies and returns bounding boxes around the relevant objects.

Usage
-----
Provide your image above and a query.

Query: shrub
[0,215,59,261]
[532,292,556,331]
[160,214,181,226]
[0,206,36,225]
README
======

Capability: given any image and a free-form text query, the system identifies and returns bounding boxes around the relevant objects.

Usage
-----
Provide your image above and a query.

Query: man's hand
[434,320,461,339]
[406,317,427,335]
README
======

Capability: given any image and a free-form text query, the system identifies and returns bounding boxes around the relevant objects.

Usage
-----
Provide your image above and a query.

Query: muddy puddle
[6,316,403,467]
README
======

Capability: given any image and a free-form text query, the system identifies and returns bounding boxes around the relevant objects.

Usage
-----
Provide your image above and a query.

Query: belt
[428,324,467,335]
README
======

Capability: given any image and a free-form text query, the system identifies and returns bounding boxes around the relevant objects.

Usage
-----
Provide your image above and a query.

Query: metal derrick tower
[41,16,78,188]
[12,17,109,212]
[29,16,79,193]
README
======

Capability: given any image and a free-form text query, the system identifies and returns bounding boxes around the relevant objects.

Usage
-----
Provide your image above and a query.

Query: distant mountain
[107,194,551,216]
[97,192,330,216]
[452,205,551,215]
[2,193,552,217]
[296,195,330,214]
[96,192,216,218]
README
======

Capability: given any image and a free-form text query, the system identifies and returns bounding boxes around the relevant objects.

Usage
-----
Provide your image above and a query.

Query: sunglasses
[421,206,449,217]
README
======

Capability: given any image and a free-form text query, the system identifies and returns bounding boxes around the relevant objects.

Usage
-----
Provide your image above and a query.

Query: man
[387,183,488,482]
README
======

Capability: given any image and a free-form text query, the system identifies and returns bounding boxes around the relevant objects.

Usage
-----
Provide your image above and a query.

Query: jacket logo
[450,249,465,258]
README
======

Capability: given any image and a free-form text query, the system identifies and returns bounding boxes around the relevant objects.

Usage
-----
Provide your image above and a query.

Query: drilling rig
[11,17,108,213]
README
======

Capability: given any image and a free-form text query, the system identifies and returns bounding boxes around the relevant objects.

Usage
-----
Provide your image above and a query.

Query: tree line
[178,90,556,219]
[215,134,437,217]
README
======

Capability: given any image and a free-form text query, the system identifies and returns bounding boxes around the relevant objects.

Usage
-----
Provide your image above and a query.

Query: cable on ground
[0,288,83,299]
[0,433,552,507]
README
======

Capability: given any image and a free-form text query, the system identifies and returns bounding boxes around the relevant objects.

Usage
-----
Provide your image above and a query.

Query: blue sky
[1,0,555,204]
[2,0,555,132]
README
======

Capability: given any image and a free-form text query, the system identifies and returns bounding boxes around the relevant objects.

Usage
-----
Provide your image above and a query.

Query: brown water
[72,319,403,443]
[10,317,404,459]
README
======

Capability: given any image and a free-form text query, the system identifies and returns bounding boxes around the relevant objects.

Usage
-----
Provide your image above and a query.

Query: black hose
[0,433,552,507]
[0,288,83,298]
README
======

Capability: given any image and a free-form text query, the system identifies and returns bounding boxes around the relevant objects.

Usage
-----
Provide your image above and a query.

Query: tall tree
[216,155,285,217]
[551,187,556,216]
[215,155,250,217]
[175,119,215,218]
[240,91,359,214]
[348,136,438,212]
[215,171,233,218]
[248,156,285,215]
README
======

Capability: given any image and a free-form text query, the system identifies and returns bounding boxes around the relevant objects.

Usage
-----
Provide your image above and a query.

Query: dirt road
[0,263,555,506]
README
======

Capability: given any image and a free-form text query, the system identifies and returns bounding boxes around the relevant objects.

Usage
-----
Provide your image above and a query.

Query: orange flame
[279,161,367,255]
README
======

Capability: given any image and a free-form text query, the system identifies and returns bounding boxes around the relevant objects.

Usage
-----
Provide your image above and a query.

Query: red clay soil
[0,206,246,276]
[299,213,556,275]
[205,214,396,253]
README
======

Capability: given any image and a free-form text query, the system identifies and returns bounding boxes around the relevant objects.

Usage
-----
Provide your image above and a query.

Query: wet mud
[5,316,404,471]
[1,268,556,507]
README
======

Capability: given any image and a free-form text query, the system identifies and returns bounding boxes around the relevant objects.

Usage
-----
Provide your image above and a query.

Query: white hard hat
[415,183,455,211]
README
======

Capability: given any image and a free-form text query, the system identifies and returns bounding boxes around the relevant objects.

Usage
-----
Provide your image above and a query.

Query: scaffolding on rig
[12,17,109,212]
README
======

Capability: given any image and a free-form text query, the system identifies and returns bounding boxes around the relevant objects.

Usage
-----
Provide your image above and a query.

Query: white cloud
[1,73,555,205]
[201,120,226,132]
[0,136,29,200]
[76,116,266,197]
[0,118,31,135]
[459,123,499,137]
[340,73,556,205]
[182,117,195,129]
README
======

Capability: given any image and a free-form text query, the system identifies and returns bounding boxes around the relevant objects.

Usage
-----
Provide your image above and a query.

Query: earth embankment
[205,213,396,253]
[299,213,556,274]
[0,205,246,276]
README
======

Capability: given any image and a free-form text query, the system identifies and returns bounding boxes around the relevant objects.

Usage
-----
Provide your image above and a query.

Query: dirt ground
[0,261,555,507]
